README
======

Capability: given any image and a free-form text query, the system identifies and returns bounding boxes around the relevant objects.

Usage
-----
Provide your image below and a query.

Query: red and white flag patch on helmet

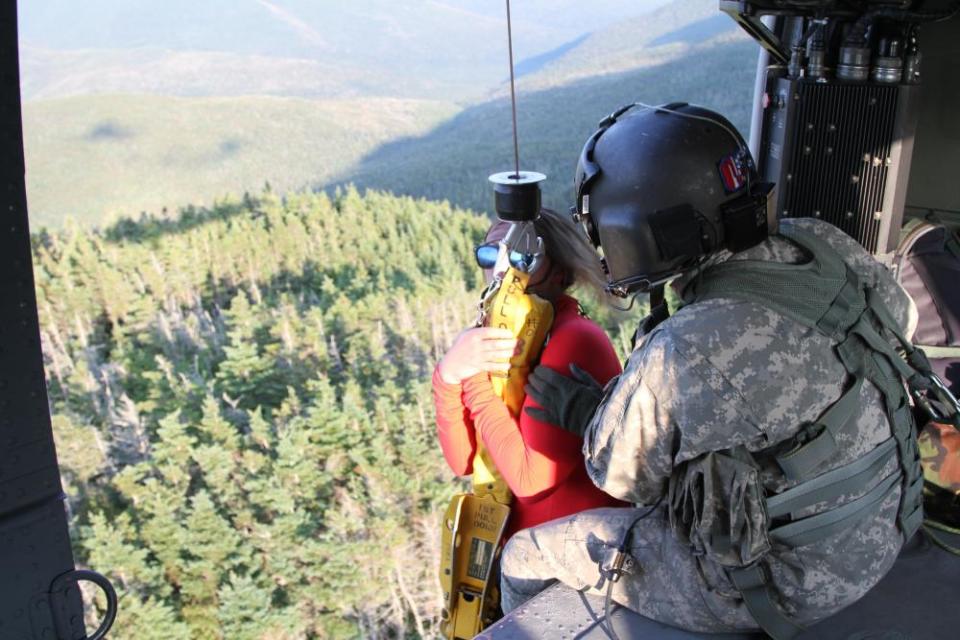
[718,153,746,193]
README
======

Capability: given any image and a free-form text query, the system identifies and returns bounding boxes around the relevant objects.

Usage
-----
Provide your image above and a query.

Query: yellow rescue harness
[439,267,554,639]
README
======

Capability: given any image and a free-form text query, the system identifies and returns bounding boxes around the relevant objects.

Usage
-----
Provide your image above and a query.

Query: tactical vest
[683,225,959,640]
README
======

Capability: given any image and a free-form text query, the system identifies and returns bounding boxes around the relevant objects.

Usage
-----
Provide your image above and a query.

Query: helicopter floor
[479,528,959,639]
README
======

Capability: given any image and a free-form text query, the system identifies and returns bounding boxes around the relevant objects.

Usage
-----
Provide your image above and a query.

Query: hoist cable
[505,0,520,179]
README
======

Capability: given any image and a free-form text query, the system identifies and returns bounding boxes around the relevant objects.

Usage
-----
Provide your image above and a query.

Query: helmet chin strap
[642,284,671,333]
[649,284,666,310]
[625,284,671,345]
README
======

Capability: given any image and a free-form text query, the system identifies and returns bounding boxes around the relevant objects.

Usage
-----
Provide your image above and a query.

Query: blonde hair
[487,208,608,297]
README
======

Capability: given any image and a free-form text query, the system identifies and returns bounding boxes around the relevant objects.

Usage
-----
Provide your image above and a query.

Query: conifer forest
[36,187,636,638]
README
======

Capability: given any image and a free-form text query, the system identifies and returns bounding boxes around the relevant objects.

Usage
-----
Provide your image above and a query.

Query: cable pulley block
[489,171,546,222]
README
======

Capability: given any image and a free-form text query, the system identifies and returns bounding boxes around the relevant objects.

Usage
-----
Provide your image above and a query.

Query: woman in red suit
[433,208,627,542]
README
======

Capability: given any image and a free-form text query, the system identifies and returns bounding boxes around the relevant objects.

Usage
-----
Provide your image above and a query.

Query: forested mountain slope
[39,188,636,638]
[41,189,485,638]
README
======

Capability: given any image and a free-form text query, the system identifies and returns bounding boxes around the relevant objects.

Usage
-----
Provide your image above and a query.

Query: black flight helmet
[573,102,770,296]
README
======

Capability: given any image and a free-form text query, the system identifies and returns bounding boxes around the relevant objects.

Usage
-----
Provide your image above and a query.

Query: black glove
[523,363,604,438]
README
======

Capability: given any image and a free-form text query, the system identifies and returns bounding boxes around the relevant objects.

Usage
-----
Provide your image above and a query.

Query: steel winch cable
[505,0,521,180]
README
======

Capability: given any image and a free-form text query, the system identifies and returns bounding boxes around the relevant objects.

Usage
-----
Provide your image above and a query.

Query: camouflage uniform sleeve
[583,327,763,504]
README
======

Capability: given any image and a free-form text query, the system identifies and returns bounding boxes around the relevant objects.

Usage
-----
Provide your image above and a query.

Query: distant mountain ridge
[339,0,754,215]
[20,0,672,102]
[506,0,739,93]
[20,46,402,101]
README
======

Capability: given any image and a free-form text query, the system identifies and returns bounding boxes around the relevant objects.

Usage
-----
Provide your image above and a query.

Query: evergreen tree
[216,292,287,409]
[217,573,299,640]
[110,595,192,640]
[179,490,246,638]
[83,512,163,596]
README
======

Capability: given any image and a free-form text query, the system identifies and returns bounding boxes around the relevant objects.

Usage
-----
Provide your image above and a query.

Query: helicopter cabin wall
[0,2,91,639]
[745,3,960,251]
[902,12,960,225]
[749,6,936,256]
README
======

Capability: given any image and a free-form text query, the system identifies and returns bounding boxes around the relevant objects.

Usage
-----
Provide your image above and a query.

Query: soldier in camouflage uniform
[500,104,924,637]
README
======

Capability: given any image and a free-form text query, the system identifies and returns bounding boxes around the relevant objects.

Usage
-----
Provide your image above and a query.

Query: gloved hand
[523,363,604,438]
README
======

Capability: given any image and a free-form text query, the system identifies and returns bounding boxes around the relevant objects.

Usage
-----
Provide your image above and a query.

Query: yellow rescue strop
[439,267,554,639]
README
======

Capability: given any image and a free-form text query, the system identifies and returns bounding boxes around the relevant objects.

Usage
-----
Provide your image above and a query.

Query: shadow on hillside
[650,14,733,47]
[515,32,590,78]
[326,38,757,216]
[100,195,260,244]
[88,120,135,141]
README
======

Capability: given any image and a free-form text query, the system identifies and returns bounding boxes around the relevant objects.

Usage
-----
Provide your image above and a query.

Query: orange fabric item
[434,295,628,540]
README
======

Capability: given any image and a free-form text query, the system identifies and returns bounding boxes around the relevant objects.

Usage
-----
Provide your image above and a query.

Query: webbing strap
[775,430,836,481]
[767,437,897,519]
[903,473,924,507]
[775,377,865,480]
[770,471,901,548]
[862,288,957,422]
[916,344,960,359]
[728,565,803,640]
[850,316,916,382]
[860,287,952,536]
[815,269,866,340]
[874,358,925,540]
[902,503,925,537]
